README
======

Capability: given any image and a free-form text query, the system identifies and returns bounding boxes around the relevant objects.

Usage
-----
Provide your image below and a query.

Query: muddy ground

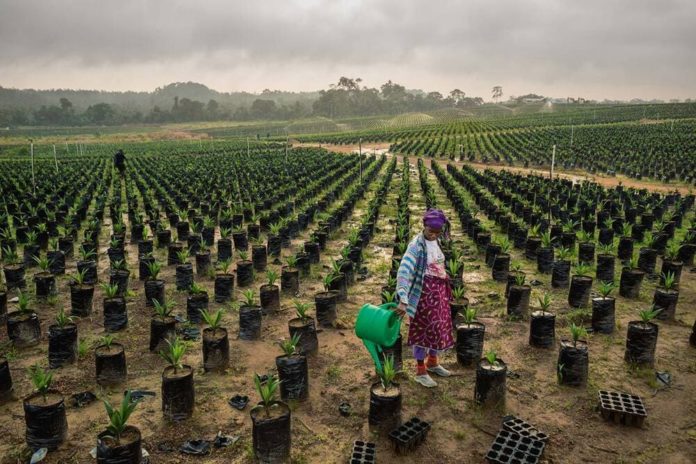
[1,154,695,464]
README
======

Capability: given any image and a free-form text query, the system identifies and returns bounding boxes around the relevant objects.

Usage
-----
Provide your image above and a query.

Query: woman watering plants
[394,208,453,388]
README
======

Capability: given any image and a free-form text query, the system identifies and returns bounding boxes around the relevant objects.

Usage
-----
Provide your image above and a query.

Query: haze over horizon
[1,0,695,101]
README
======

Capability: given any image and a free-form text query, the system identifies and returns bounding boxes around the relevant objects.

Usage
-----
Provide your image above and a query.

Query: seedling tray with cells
[388,417,431,454]
[598,390,647,427]
[349,440,376,464]
[485,429,545,464]
[502,415,548,442]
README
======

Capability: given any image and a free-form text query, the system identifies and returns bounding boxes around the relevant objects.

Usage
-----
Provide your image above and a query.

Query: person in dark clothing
[114,149,126,174]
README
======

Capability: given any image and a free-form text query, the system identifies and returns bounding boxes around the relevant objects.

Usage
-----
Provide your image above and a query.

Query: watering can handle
[381,302,398,309]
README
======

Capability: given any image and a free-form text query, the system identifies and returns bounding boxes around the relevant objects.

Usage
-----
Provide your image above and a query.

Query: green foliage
[28,365,53,399]
[240,289,256,307]
[451,285,466,301]
[294,301,310,319]
[103,390,139,443]
[285,255,298,268]
[377,354,399,390]
[638,306,661,323]
[577,230,593,243]
[152,299,175,319]
[101,283,120,299]
[484,349,498,366]
[159,337,187,371]
[322,273,336,291]
[664,240,681,261]
[447,258,463,276]
[461,307,477,324]
[269,223,282,236]
[569,323,587,347]
[254,373,281,411]
[111,259,128,271]
[537,293,552,313]
[597,242,614,255]
[33,255,50,271]
[99,334,115,349]
[217,258,232,274]
[266,270,278,287]
[201,308,224,330]
[661,271,676,290]
[17,291,31,314]
[597,280,615,298]
[642,232,656,249]
[55,307,74,327]
[146,261,161,280]
[176,249,190,264]
[556,247,571,261]
[382,290,397,303]
[628,254,639,269]
[79,246,96,262]
[279,333,301,357]
[574,263,591,277]
[237,250,248,261]
[514,273,526,286]
[541,231,552,248]
[2,246,19,264]
[495,236,511,254]
[188,282,206,294]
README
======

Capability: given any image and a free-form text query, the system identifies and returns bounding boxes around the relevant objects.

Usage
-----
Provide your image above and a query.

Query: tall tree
[492,86,503,103]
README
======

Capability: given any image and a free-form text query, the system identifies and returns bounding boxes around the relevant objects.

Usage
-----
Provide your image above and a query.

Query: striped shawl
[396,232,428,318]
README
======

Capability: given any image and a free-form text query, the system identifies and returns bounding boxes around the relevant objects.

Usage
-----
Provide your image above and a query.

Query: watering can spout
[354,302,401,372]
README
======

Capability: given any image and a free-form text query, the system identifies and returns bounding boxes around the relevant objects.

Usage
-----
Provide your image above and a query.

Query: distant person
[114,149,126,174]
[394,208,454,388]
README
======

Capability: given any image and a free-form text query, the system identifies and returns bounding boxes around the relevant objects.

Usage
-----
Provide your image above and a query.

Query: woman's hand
[394,301,407,318]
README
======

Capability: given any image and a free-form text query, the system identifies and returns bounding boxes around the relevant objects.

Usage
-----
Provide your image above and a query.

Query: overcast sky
[1,0,694,100]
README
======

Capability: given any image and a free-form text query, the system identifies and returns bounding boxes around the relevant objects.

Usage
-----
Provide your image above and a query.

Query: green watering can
[354,302,401,372]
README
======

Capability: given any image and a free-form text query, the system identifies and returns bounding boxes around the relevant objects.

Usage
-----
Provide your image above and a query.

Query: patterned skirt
[407,275,454,351]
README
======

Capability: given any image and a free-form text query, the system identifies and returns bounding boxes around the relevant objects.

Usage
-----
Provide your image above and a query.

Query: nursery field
[296,103,696,186]
[0,139,695,464]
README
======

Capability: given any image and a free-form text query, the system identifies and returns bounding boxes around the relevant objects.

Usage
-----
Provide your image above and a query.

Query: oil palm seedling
[7,291,41,347]
[201,308,229,372]
[24,365,67,450]
[475,348,507,407]
[160,337,194,420]
[250,372,291,461]
[49,307,77,368]
[97,390,142,459]
[625,306,661,367]
[558,324,589,387]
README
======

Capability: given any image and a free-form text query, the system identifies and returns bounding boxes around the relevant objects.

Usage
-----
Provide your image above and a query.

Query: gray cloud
[1,0,695,99]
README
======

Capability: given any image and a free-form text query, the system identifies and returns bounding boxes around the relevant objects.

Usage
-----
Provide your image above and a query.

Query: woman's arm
[396,236,422,305]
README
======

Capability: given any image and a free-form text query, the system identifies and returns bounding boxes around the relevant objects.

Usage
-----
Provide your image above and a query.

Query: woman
[395,208,454,388]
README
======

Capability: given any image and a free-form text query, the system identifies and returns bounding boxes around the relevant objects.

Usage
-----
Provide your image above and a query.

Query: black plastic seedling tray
[485,429,546,464]
[388,417,431,454]
[598,390,647,427]
[502,415,549,442]
[349,440,376,463]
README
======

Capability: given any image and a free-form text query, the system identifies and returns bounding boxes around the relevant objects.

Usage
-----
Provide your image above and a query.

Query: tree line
[0,78,484,127]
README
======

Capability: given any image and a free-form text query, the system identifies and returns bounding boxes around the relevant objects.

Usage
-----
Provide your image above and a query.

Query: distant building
[516,94,547,103]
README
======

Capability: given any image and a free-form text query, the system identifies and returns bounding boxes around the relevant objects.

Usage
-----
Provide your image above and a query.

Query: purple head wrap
[423,208,447,230]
